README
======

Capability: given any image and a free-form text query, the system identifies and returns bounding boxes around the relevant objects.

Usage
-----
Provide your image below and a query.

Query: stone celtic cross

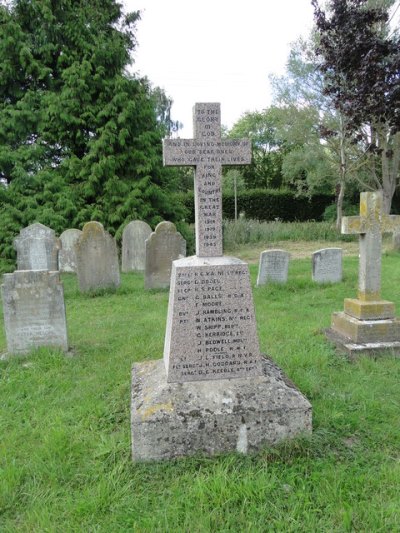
[342,191,400,301]
[163,103,251,257]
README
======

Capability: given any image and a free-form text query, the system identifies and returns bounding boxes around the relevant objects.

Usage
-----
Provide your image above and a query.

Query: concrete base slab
[131,357,312,462]
[325,328,400,359]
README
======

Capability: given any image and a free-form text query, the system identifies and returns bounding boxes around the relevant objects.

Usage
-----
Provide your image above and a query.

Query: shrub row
[179,189,335,223]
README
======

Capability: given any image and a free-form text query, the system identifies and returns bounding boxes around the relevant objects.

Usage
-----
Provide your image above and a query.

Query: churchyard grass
[1,252,400,531]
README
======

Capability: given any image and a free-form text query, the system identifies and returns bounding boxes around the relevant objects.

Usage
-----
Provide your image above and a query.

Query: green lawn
[1,252,400,531]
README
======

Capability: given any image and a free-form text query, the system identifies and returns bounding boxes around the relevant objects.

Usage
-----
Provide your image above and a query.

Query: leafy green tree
[0,0,184,259]
[313,0,400,213]
[228,108,286,189]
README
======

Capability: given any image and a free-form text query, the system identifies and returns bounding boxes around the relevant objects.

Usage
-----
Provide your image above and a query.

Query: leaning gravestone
[1,270,68,355]
[14,223,60,271]
[144,222,186,289]
[75,222,120,293]
[256,249,290,286]
[326,191,400,357]
[312,248,342,283]
[59,229,82,273]
[131,103,312,461]
[122,220,152,272]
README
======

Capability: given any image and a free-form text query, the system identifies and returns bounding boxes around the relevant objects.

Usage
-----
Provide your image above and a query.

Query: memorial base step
[331,311,400,344]
[343,298,395,320]
[325,328,400,359]
[131,357,312,462]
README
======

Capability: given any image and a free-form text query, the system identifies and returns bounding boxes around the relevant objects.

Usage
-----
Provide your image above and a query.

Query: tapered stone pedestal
[131,358,312,461]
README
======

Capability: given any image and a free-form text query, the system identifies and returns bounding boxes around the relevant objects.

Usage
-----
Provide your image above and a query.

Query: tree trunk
[379,130,400,214]
[336,113,347,230]
[336,181,345,231]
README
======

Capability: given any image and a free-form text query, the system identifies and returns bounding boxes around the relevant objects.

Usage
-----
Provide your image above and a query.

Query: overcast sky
[123,0,315,136]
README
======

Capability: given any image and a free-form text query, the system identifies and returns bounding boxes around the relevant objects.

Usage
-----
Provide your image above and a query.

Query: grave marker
[14,223,60,271]
[122,221,152,272]
[76,222,120,293]
[131,103,312,461]
[59,229,82,273]
[326,191,400,356]
[1,270,68,355]
[256,249,290,286]
[144,222,186,289]
[312,248,342,283]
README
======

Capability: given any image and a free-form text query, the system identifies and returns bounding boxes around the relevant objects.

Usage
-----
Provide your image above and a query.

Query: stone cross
[342,191,400,301]
[163,103,251,257]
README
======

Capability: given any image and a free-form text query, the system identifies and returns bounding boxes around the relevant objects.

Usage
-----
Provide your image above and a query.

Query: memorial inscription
[163,103,251,257]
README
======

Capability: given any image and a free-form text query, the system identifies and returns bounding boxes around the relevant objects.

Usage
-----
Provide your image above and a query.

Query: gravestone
[122,220,152,272]
[131,103,312,461]
[256,249,290,286]
[312,248,342,283]
[393,231,400,252]
[144,222,186,289]
[75,222,120,293]
[326,191,400,357]
[1,270,68,355]
[14,223,60,271]
[59,229,82,273]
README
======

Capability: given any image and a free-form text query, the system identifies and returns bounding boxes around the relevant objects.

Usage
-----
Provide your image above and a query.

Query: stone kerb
[14,222,61,271]
[122,220,152,272]
[312,248,342,283]
[75,221,120,293]
[1,270,68,355]
[144,222,186,289]
[256,249,290,286]
[59,229,82,273]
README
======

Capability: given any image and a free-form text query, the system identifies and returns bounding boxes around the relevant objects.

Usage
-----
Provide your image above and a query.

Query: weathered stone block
[344,298,395,320]
[131,358,312,461]
[331,311,400,343]
[1,270,68,355]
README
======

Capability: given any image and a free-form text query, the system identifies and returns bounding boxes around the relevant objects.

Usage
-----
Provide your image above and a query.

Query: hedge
[178,189,335,223]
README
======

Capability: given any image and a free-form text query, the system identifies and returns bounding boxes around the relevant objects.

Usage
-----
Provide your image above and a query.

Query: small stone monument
[256,249,290,286]
[122,220,152,272]
[75,222,120,293]
[393,231,400,252]
[14,223,60,271]
[326,191,400,357]
[312,248,342,283]
[59,229,82,273]
[1,270,68,355]
[144,222,186,289]
[131,103,312,461]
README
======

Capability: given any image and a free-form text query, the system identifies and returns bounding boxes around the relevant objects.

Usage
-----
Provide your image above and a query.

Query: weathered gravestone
[393,231,400,252]
[144,222,186,289]
[1,270,68,355]
[256,249,290,286]
[312,248,342,283]
[122,221,152,272]
[131,103,312,461]
[326,191,400,357]
[14,223,60,271]
[75,222,120,293]
[59,229,82,273]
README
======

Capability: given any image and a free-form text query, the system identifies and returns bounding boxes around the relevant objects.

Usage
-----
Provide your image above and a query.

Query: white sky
[123,0,315,136]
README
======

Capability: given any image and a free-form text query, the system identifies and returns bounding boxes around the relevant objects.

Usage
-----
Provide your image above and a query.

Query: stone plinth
[131,358,312,461]
[1,270,68,355]
[164,256,263,383]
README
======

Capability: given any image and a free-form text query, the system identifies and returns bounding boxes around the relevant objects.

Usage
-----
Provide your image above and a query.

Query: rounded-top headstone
[59,229,82,273]
[256,249,290,286]
[145,221,186,289]
[121,220,152,272]
[14,222,60,271]
[75,221,120,293]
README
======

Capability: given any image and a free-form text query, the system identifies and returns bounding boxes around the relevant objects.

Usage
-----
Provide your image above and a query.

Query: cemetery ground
[1,236,400,530]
